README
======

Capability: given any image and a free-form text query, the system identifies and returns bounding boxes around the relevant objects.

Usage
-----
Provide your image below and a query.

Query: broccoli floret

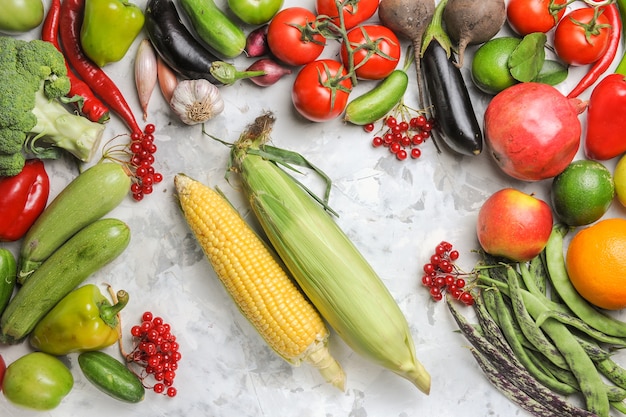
[0,152,26,176]
[0,36,105,177]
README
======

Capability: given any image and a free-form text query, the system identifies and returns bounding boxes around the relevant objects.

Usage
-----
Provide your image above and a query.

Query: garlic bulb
[169,79,224,125]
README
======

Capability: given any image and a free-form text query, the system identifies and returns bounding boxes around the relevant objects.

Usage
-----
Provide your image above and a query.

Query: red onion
[246,58,292,87]
[244,25,269,57]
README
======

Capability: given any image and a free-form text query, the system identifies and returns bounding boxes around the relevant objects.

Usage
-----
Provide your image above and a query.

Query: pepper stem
[100,289,129,327]
[210,61,266,85]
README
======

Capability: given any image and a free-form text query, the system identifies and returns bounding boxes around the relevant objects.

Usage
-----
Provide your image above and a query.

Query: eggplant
[422,41,482,156]
[144,0,221,84]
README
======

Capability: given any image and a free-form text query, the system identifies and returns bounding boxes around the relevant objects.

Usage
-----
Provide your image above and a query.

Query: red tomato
[267,7,326,66]
[291,59,353,122]
[506,0,567,35]
[554,7,611,66]
[340,24,401,80]
[315,0,379,29]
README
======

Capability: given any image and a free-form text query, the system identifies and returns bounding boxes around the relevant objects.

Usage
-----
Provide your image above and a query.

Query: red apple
[484,82,584,181]
[476,188,554,262]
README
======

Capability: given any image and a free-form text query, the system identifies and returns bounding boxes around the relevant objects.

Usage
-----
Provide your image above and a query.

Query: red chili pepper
[58,0,143,137]
[584,73,626,160]
[0,160,50,242]
[41,0,110,124]
[567,3,621,99]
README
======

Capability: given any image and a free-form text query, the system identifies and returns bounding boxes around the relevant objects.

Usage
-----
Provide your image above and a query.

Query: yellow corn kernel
[229,113,431,394]
[174,174,345,390]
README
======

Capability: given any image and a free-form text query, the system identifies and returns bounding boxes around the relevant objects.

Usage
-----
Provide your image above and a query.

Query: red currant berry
[144,124,156,134]
[396,149,408,160]
[372,136,384,147]
[154,383,165,394]
[166,387,177,397]
[410,148,422,159]
[423,263,435,275]
[364,123,375,132]
[449,250,460,261]
[386,116,397,127]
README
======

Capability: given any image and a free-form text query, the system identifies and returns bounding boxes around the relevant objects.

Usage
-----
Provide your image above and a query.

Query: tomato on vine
[292,59,353,122]
[506,0,568,35]
[554,6,612,66]
[267,7,326,66]
[315,0,379,30]
[340,24,401,80]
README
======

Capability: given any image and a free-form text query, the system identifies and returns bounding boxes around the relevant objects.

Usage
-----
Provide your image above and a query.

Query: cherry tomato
[506,0,568,35]
[554,7,611,66]
[315,0,379,29]
[292,59,353,122]
[267,7,326,66]
[340,24,401,80]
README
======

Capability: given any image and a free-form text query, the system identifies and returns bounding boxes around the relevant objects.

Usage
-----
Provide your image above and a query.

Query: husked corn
[228,113,431,394]
[174,174,345,390]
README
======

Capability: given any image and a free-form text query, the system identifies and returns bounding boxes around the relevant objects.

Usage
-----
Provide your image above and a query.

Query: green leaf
[533,60,569,86]
[508,32,547,82]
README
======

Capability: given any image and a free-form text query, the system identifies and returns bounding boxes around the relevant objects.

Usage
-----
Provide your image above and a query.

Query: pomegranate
[484,82,585,181]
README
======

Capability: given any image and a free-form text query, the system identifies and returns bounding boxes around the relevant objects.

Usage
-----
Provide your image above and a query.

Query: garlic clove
[169,79,225,125]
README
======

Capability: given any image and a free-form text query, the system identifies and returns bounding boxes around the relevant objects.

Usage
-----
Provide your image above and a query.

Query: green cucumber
[0,248,17,316]
[78,351,145,403]
[18,162,130,283]
[0,218,131,344]
[180,0,246,59]
[344,69,409,125]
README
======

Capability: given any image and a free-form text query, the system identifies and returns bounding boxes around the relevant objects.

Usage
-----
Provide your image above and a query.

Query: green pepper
[30,284,129,355]
[79,0,145,67]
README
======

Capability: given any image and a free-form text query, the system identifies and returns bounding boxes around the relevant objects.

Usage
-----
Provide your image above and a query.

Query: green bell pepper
[80,0,145,67]
[30,284,129,355]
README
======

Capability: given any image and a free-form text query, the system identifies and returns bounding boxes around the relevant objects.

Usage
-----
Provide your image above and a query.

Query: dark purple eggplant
[144,0,221,84]
[422,41,482,156]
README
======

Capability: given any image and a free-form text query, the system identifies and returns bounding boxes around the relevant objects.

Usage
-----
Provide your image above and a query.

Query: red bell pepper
[0,159,50,242]
[584,0,626,160]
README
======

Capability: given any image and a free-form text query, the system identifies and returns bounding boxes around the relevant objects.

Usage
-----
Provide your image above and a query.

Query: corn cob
[174,174,345,390]
[228,113,431,394]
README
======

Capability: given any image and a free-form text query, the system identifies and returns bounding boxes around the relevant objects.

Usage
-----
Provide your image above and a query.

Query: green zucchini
[0,218,131,344]
[18,162,130,283]
[344,70,409,125]
[78,351,145,403]
[0,248,17,316]
[180,0,246,59]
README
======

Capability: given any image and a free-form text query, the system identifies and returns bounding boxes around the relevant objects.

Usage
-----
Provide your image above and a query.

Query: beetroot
[484,82,585,182]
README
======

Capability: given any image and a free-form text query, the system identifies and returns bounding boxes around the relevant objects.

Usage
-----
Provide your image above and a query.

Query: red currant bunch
[365,111,434,161]
[421,241,474,305]
[128,311,181,398]
[129,124,163,201]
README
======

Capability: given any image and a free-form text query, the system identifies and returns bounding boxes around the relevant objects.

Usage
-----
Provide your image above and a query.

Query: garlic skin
[169,79,225,125]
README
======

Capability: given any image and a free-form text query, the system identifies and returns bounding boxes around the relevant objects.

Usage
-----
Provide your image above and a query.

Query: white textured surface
[2,0,626,416]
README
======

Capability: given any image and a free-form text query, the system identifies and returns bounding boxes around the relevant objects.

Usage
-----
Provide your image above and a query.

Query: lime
[471,37,521,95]
[551,160,615,226]
[614,153,626,207]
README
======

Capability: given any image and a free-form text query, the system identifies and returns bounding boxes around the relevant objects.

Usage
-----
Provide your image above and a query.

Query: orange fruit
[566,218,626,310]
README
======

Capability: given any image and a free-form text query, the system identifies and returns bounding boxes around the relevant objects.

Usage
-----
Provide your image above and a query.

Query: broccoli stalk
[30,86,104,163]
[0,36,106,177]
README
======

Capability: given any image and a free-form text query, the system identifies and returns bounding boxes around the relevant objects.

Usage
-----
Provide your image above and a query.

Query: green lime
[614,153,626,207]
[471,37,521,95]
[551,160,615,226]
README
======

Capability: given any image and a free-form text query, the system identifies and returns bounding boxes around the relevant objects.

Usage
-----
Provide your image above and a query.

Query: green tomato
[0,0,44,33]
[3,352,73,410]
[227,0,283,25]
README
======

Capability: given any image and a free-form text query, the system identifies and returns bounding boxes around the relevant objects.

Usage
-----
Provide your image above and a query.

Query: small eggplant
[422,41,482,156]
